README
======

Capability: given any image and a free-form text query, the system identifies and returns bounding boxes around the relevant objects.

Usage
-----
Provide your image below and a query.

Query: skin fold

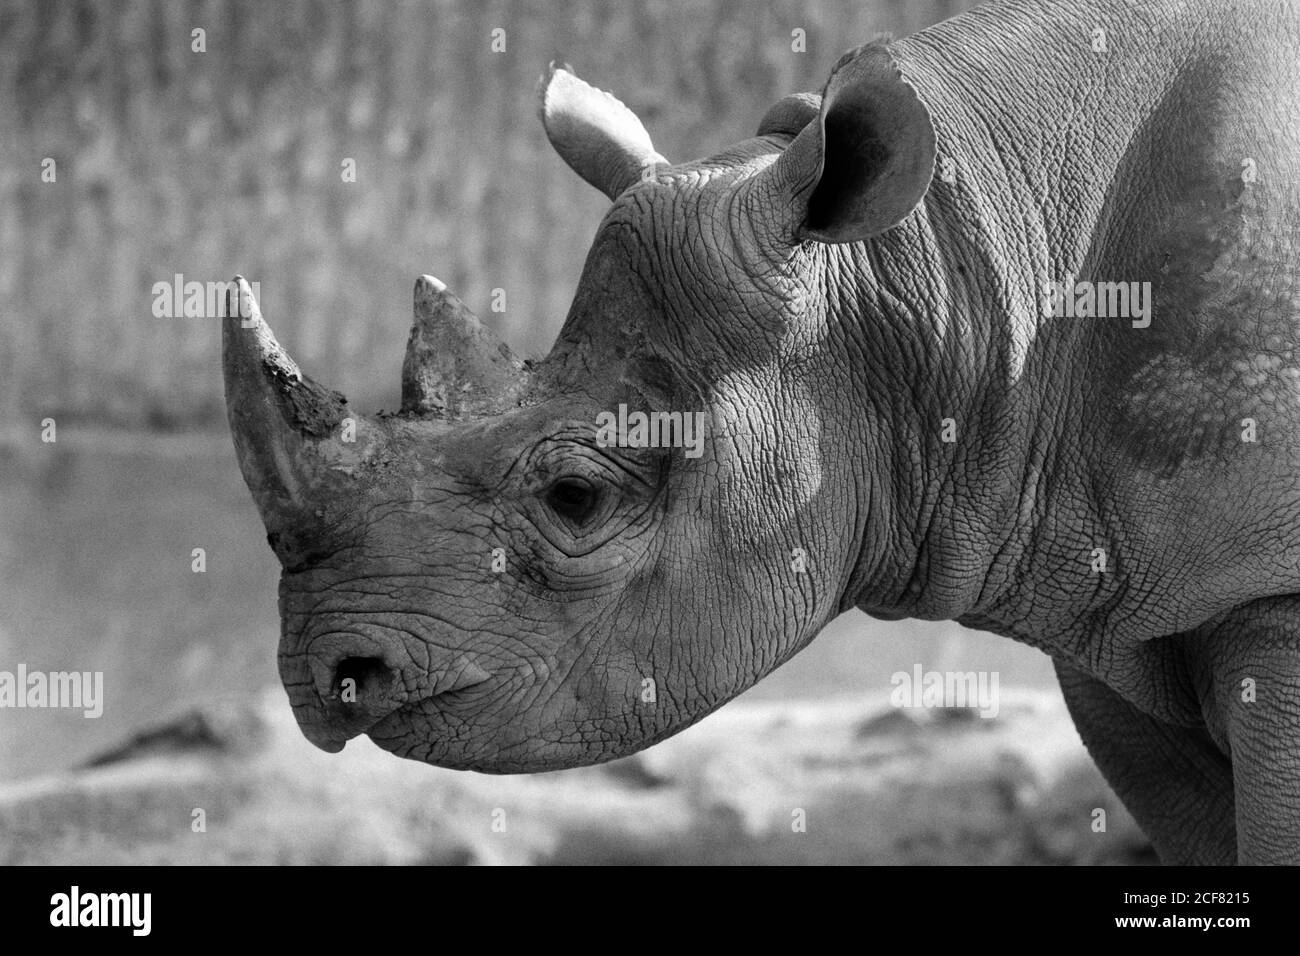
[224,0,1300,863]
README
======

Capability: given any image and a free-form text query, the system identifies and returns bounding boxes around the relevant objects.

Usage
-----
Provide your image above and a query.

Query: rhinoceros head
[224,42,935,771]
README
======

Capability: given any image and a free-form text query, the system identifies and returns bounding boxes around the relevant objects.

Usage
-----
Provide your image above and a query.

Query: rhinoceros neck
[843,0,1219,632]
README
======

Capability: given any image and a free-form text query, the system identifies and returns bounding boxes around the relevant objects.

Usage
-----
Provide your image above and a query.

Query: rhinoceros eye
[545,476,601,525]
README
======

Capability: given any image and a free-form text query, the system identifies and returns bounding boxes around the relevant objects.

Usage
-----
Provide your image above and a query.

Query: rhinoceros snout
[290,635,409,752]
[329,655,400,712]
[285,629,494,754]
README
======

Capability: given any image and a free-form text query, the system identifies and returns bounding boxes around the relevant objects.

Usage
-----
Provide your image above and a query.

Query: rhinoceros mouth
[293,678,493,754]
[295,715,351,754]
[359,676,519,762]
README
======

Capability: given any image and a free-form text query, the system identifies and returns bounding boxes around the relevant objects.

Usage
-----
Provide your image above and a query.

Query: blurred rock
[80,704,269,768]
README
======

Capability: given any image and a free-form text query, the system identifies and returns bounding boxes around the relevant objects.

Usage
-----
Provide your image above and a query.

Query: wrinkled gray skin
[224,0,1300,864]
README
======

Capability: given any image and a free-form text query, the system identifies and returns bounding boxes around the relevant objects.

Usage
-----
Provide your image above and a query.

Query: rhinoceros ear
[766,41,935,244]
[756,92,822,137]
[538,62,669,200]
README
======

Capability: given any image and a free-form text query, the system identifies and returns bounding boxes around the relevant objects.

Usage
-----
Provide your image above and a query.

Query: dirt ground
[0,688,1153,865]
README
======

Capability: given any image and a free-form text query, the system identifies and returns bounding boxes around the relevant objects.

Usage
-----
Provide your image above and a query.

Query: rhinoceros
[223,0,1300,864]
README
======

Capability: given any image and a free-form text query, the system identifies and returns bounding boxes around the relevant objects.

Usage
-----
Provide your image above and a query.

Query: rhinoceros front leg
[1053,658,1237,864]
[1189,597,1300,865]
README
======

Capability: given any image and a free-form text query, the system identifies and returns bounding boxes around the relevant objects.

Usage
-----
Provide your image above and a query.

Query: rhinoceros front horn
[222,277,382,566]
[400,275,525,418]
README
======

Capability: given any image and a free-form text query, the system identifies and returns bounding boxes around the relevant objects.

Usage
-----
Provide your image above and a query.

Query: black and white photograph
[0,0,1296,904]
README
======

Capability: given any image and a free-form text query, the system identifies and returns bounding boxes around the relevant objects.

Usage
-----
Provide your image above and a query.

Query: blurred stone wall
[0,0,974,429]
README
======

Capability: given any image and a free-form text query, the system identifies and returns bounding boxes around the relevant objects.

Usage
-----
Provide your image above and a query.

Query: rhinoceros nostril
[333,656,398,707]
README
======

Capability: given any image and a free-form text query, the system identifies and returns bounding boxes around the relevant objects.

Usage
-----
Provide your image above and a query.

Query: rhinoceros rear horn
[400,276,525,418]
[222,277,382,565]
[538,62,669,200]
[762,41,936,244]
